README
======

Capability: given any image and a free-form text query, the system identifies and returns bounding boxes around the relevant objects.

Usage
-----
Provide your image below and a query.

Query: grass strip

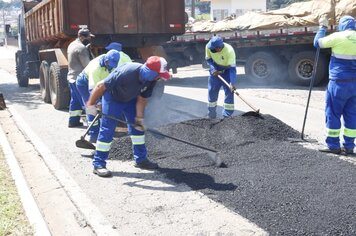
[0,148,33,235]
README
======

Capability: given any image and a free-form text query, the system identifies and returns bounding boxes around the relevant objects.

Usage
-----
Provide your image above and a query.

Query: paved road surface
[0,45,355,235]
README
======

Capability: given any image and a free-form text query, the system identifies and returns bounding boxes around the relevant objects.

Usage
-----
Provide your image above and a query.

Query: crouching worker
[76,50,121,143]
[86,56,171,177]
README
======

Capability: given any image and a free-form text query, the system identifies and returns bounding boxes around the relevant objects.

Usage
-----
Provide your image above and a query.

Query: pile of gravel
[109,114,356,235]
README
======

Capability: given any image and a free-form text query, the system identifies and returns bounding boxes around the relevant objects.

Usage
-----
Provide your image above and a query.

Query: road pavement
[0,45,355,235]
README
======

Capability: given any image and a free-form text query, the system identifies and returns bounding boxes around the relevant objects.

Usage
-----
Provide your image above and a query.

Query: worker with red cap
[86,56,171,177]
[205,36,237,119]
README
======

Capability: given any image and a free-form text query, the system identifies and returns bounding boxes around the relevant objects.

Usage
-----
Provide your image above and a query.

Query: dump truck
[16,0,185,109]
[164,0,356,86]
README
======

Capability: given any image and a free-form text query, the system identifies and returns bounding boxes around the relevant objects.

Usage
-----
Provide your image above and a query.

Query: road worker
[86,56,171,177]
[314,15,356,155]
[104,42,133,132]
[205,36,237,119]
[76,50,121,143]
[67,28,94,127]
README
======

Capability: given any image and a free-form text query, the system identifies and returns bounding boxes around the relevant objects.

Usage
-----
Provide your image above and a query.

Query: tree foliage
[0,0,21,9]
[267,0,310,10]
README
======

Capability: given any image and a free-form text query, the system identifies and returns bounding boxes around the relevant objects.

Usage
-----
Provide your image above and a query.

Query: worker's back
[67,39,90,81]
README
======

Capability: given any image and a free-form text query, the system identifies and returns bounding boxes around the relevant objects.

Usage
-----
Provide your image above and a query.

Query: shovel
[217,74,263,118]
[75,113,101,150]
[77,113,224,167]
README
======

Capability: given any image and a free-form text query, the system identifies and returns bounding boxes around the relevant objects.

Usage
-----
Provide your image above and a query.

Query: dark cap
[78,28,95,37]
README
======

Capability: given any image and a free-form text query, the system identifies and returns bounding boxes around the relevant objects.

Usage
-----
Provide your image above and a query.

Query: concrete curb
[0,116,51,236]
[8,107,119,236]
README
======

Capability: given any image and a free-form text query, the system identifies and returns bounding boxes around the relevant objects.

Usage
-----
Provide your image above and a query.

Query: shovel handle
[101,113,219,153]
[216,75,259,113]
[81,113,101,139]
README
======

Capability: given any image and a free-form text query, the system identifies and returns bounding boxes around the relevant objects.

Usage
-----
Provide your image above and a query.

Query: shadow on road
[110,167,237,192]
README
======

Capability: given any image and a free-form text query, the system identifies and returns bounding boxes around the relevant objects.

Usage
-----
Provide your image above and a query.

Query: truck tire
[288,50,327,86]
[48,62,70,110]
[39,61,51,103]
[15,51,29,87]
[244,51,283,85]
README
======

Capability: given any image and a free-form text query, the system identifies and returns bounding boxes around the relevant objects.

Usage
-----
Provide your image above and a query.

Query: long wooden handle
[216,75,259,113]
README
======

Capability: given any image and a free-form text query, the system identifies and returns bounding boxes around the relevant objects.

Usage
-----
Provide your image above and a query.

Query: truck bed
[24,0,185,47]
[170,25,329,48]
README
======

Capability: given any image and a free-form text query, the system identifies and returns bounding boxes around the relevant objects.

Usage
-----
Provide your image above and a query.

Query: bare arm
[136,95,147,118]
[87,81,106,106]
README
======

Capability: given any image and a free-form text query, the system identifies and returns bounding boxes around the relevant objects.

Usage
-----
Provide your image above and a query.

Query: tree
[267,0,309,10]
[0,0,21,9]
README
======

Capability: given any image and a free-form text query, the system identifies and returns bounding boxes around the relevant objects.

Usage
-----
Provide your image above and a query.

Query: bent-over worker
[86,56,171,177]
[76,50,121,143]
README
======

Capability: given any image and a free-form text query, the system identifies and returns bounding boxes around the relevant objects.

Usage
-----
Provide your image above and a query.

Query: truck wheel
[15,51,29,87]
[39,61,51,103]
[288,51,327,86]
[245,51,283,85]
[48,62,70,110]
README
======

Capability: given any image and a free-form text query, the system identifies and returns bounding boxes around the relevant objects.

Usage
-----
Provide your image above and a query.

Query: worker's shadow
[111,167,237,192]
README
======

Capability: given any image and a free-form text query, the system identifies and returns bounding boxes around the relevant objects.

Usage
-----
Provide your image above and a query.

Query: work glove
[86,105,98,116]
[319,16,328,28]
[210,67,222,77]
[134,117,145,132]
[229,83,236,92]
[96,102,102,112]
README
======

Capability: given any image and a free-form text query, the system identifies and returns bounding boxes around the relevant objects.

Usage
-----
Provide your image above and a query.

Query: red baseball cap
[145,56,171,80]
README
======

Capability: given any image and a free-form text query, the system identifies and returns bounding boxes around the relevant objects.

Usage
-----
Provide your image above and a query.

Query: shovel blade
[75,138,96,150]
[207,152,225,167]
[241,110,264,119]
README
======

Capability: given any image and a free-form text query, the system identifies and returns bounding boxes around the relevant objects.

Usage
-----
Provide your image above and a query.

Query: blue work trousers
[93,92,147,168]
[68,81,84,126]
[325,80,356,150]
[208,70,234,118]
[76,75,99,141]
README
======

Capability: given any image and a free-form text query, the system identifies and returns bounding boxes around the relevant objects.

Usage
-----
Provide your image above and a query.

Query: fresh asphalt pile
[109,114,356,235]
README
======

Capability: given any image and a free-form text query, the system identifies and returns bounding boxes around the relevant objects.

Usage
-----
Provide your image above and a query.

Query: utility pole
[191,0,195,18]
[2,8,6,46]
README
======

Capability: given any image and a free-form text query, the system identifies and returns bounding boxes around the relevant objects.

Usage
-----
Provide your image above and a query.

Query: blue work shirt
[103,63,157,103]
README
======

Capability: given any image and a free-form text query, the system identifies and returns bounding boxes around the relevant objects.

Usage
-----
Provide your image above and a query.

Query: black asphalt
[109,114,356,235]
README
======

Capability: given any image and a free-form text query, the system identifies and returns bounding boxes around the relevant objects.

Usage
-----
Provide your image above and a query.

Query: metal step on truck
[15,0,185,110]
[164,24,336,86]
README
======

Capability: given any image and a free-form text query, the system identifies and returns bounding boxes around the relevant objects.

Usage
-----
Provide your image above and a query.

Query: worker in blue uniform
[86,56,171,177]
[104,42,133,133]
[314,15,356,155]
[76,50,121,143]
[67,28,94,127]
[205,36,237,118]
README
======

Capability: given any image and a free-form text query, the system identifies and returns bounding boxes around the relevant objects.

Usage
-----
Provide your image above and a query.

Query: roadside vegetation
[0,148,33,235]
